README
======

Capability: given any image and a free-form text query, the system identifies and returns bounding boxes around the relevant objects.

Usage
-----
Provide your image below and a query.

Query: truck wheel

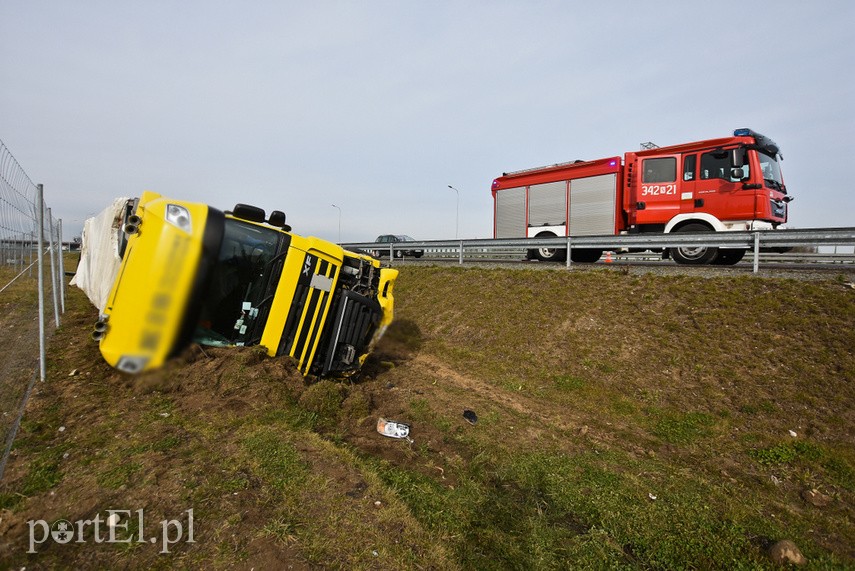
[670,223,718,265]
[570,249,603,263]
[533,232,566,262]
[712,249,746,265]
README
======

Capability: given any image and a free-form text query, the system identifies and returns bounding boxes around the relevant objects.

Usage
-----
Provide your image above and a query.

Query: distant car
[373,234,424,258]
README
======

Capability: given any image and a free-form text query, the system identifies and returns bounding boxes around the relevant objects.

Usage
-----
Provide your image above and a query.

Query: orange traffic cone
[605,251,613,263]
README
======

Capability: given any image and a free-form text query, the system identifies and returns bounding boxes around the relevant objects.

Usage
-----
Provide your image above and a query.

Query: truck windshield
[758,151,784,192]
[194,219,287,346]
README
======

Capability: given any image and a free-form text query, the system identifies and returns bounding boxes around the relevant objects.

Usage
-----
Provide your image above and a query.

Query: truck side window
[642,157,676,183]
[683,155,696,181]
[700,151,750,182]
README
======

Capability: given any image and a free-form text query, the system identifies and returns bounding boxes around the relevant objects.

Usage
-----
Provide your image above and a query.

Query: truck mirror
[233,204,266,223]
[730,147,745,168]
[268,210,287,227]
[731,167,746,180]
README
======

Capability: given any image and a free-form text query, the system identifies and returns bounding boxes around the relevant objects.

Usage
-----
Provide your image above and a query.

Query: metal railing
[343,227,855,273]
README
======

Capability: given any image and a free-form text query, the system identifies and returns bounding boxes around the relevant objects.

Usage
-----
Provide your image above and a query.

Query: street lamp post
[447,185,460,239]
[331,204,341,243]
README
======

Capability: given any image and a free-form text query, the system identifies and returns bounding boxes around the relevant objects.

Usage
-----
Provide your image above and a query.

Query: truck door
[696,149,753,220]
[633,155,681,226]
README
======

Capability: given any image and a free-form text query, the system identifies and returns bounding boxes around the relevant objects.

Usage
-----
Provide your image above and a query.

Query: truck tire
[570,249,603,263]
[712,249,746,265]
[532,232,566,262]
[670,223,719,265]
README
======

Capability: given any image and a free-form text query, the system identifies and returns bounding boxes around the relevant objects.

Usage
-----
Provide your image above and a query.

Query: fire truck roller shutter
[568,174,617,236]
[528,181,567,227]
[495,187,526,238]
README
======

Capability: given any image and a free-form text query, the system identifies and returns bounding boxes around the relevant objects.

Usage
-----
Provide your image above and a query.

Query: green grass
[1,265,854,568]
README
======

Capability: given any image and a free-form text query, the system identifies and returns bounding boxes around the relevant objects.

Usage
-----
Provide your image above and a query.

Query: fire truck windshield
[758,152,785,192]
[194,219,287,346]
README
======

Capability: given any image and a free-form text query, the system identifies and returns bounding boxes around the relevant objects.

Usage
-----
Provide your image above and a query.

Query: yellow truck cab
[94,191,397,377]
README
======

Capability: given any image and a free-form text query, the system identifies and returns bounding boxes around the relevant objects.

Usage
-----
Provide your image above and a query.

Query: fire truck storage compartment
[569,173,617,236]
[495,186,526,238]
[495,173,617,238]
[528,181,567,228]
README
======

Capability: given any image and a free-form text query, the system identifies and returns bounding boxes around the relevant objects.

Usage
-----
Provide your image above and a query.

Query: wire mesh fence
[0,139,65,479]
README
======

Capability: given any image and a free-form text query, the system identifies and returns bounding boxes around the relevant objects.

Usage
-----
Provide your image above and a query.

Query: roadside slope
[1,265,853,569]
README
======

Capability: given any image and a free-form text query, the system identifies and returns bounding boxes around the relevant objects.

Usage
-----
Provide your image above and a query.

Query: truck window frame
[642,157,677,183]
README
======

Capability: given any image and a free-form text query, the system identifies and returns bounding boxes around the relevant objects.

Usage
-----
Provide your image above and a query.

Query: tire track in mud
[404,353,606,444]
[400,352,663,461]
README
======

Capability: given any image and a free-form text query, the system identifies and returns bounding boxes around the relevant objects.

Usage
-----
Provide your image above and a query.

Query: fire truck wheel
[670,223,719,265]
[712,249,746,265]
[535,247,564,262]
[533,233,566,262]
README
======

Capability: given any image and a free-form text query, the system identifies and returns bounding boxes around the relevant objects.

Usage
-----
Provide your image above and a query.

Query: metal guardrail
[343,227,855,273]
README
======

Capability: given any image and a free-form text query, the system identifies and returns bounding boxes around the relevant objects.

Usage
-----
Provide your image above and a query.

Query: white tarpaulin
[70,197,130,312]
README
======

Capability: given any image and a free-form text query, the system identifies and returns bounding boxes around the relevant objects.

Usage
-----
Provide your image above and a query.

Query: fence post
[48,208,60,327]
[37,185,46,381]
[459,240,464,265]
[752,232,760,274]
[58,219,66,313]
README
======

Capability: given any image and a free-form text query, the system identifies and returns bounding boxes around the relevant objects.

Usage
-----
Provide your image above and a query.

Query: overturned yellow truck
[84,192,397,377]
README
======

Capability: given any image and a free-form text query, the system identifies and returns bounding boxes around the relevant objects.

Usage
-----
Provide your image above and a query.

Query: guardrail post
[459,240,464,265]
[389,244,394,265]
[752,232,760,274]
[566,237,572,269]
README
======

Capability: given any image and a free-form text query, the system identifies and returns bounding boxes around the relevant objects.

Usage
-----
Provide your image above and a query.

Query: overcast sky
[2,1,853,242]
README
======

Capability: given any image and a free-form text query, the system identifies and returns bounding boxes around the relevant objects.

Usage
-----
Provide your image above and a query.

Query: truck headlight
[165,204,192,234]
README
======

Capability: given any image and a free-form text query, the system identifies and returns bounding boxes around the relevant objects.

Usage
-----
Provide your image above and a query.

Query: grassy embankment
[0,265,853,569]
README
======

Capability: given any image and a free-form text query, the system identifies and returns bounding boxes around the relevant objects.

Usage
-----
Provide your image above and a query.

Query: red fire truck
[491,129,791,264]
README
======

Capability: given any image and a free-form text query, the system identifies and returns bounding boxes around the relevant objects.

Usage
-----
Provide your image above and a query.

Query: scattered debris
[58,426,65,433]
[159,412,170,418]
[801,488,832,508]
[373,501,382,509]
[648,493,657,501]
[788,430,797,437]
[771,475,781,486]
[376,418,410,440]
[463,409,478,425]
[68,369,80,377]
[768,539,807,566]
